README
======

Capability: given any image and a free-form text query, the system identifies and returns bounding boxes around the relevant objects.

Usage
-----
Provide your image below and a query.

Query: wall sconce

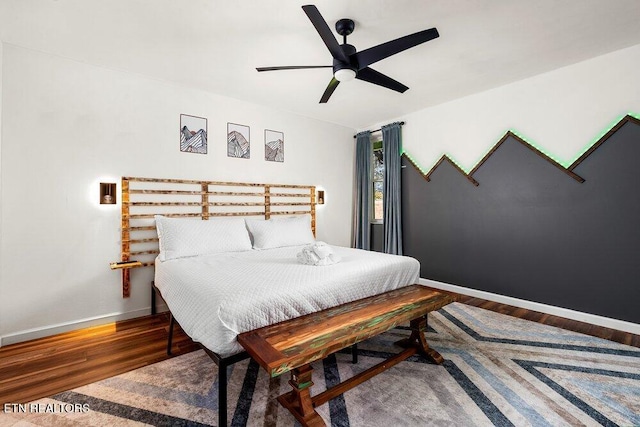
[317,190,325,205]
[100,183,117,204]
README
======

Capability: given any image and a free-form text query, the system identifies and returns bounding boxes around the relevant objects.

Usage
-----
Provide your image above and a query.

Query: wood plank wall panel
[119,177,316,296]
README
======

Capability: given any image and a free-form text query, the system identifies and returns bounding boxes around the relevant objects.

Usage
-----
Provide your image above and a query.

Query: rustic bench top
[237,284,457,377]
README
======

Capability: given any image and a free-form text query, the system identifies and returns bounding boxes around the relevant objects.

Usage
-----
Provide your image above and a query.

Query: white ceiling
[2,0,640,129]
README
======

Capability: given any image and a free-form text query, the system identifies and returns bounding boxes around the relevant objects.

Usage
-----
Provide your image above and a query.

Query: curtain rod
[353,121,405,138]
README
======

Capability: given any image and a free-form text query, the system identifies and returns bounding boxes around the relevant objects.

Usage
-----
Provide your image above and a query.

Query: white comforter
[155,245,420,357]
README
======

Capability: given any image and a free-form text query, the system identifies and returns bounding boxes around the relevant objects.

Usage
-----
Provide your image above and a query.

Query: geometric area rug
[2,303,639,426]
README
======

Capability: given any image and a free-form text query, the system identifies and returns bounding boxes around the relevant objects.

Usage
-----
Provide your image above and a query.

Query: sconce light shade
[317,190,325,205]
[100,183,117,204]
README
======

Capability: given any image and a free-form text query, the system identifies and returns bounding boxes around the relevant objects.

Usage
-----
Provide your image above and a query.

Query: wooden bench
[237,284,457,426]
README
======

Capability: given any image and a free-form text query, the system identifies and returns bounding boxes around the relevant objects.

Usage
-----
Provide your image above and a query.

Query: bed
[116,177,420,426]
[155,244,419,358]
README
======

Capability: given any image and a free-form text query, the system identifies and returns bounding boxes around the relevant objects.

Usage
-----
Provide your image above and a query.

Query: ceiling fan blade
[256,65,332,72]
[302,5,349,63]
[356,67,409,93]
[353,28,439,69]
[319,77,340,103]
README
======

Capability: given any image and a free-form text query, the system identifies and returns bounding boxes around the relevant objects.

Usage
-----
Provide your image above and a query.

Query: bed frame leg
[351,343,358,364]
[202,349,249,427]
[219,362,228,427]
[167,314,175,356]
[151,281,157,315]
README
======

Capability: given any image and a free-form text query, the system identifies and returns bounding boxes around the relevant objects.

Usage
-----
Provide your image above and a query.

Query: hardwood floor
[0,293,638,406]
[0,313,199,405]
[457,294,640,347]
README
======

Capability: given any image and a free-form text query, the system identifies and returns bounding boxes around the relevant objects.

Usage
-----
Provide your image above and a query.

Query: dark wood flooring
[1,290,638,405]
[0,313,199,405]
[457,294,640,347]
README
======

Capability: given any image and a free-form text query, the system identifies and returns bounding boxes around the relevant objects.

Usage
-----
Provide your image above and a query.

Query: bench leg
[395,315,444,364]
[351,343,358,364]
[277,364,325,427]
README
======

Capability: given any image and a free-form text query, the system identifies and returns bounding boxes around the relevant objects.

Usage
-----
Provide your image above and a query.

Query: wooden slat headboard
[118,176,316,297]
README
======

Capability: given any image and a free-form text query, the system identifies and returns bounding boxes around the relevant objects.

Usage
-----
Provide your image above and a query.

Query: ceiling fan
[256,5,439,103]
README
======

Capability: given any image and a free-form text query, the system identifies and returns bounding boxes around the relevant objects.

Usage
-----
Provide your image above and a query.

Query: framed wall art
[180,114,207,154]
[264,129,284,162]
[227,123,250,159]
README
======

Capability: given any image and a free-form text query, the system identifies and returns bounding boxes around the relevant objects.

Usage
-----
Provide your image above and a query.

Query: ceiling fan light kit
[256,5,439,103]
[334,68,356,82]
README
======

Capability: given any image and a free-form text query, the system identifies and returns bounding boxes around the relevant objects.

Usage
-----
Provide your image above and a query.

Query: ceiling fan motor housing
[333,43,358,74]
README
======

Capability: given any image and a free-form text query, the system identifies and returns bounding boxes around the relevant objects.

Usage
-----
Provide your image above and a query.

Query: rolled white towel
[297,247,319,264]
[312,241,333,259]
[315,253,341,266]
[297,242,340,266]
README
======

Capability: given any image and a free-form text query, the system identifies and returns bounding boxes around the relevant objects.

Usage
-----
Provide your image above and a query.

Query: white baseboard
[2,282,636,348]
[0,304,168,347]
[420,278,640,336]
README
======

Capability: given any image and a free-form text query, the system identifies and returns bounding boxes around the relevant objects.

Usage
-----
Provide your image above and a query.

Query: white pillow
[155,215,252,261]
[245,214,315,249]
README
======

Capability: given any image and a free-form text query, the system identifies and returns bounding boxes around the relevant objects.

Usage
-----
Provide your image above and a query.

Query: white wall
[371,43,640,173]
[0,42,4,347]
[0,44,355,345]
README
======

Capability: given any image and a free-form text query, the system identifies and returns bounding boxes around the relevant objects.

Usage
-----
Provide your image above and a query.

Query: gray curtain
[382,123,403,255]
[353,131,372,250]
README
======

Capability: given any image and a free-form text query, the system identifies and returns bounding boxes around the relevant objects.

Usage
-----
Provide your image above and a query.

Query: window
[372,140,384,222]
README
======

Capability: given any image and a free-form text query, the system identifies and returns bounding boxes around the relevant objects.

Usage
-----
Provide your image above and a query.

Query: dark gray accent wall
[402,121,640,324]
[370,223,384,252]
